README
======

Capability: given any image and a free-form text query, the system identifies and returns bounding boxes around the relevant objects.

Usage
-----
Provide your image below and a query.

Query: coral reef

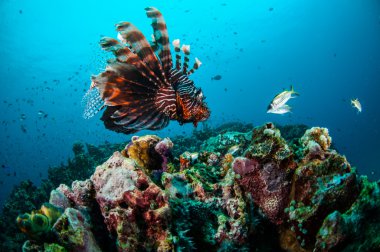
[5,122,380,251]
[91,152,172,251]
[314,176,380,251]
[0,142,124,251]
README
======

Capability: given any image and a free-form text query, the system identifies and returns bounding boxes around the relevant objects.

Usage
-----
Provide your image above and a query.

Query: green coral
[0,180,51,251]
[44,243,67,252]
[0,142,124,252]
[169,197,218,251]
[16,203,63,240]
[201,131,251,154]
[315,176,380,251]
[245,124,292,162]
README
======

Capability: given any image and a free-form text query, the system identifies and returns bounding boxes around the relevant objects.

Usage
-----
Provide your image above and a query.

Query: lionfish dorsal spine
[173,39,181,71]
[115,21,170,87]
[99,37,162,92]
[187,57,202,75]
[149,34,158,52]
[145,7,173,77]
[181,44,190,74]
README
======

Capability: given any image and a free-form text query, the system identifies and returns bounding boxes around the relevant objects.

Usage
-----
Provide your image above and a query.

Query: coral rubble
[10,123,380,251]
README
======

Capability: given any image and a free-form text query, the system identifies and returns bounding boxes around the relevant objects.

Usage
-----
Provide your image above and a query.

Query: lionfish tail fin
[145,7,173,75]
[82,83,105,119]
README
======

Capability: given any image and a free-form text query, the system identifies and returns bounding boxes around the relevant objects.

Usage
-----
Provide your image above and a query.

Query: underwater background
[1,0,380,209]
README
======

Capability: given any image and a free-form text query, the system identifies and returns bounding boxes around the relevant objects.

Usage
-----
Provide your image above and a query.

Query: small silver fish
[351,98,362,113]
[267,104,292,114]
[267,85,299,112]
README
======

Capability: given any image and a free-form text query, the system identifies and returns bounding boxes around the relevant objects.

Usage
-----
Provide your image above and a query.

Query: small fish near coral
[83,7,210,134]
[267,85,299,114]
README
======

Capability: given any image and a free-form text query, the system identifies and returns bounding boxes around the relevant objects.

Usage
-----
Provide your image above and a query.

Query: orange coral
[221,153,234,177]
[125,135,162,172]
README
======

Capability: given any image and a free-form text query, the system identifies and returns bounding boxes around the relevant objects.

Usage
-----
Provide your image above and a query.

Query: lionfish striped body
[83,7,210,134]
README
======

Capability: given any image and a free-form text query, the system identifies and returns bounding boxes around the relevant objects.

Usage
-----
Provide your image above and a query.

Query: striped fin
[100,37,164,89]
[101,101,170,134]
[172,39,181,71]
[116,22,168,86]
[150,34,158,52]
[100,37,139,64]
[145,7,173,75]
[181,45,190,74]
[92,68,156,107]
[105,60,158,92]
[187,57,202,75]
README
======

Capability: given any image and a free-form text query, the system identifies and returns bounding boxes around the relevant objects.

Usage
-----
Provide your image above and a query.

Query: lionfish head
[176,87,210,127]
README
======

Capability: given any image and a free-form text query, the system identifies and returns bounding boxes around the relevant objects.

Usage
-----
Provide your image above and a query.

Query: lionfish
[83,7,210,134]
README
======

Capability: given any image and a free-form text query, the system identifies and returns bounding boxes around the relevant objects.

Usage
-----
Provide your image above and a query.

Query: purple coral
[154,137,173,171]
[236,159,290,225]
[232,157,259,176]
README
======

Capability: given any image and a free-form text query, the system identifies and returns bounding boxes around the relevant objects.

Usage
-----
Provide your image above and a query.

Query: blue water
[1,0,379,206]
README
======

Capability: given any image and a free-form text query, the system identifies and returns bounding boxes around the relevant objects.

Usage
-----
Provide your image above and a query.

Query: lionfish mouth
[82,7,210,134]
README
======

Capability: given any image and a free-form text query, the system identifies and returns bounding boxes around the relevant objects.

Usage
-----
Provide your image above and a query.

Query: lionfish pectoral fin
[82,86,105,119]
[102,104,170,134]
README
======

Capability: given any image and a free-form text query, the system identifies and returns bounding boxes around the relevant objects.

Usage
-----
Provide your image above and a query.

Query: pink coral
[207,152,220,166]
[234,158,290,224]
[52,208,101,252]
[91,152,172,251]
[232,157,259,176]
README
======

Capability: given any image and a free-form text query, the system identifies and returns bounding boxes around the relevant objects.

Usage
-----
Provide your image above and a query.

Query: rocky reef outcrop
[16,123,380,251]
